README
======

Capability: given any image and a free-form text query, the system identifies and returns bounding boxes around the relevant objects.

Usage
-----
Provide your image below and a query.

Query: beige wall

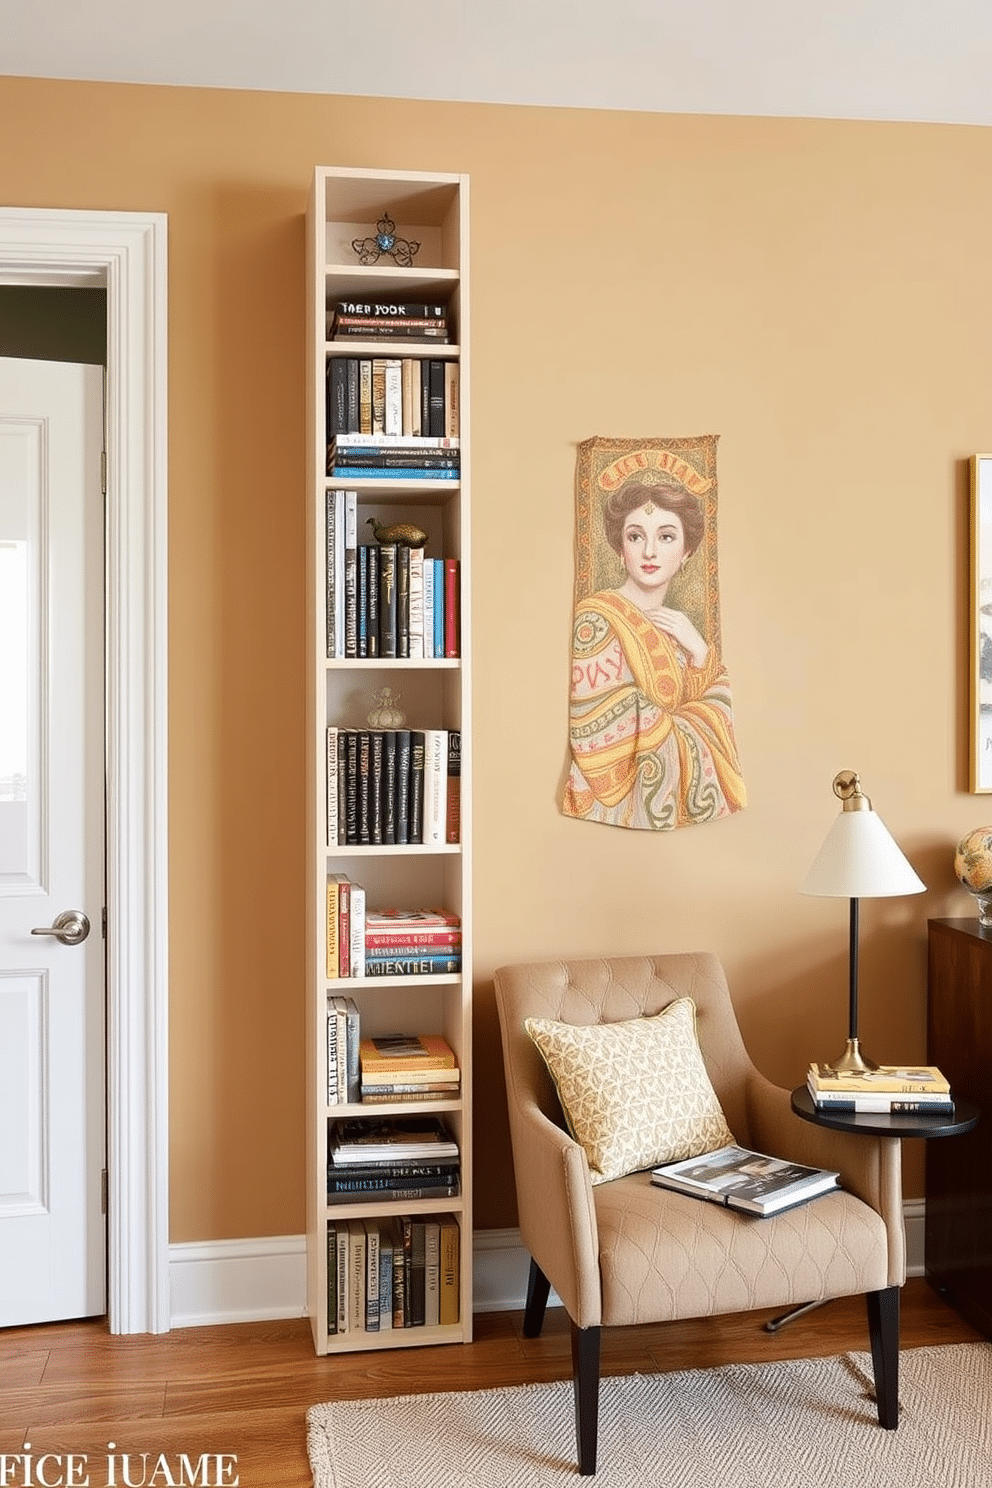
[2,76,988,1240]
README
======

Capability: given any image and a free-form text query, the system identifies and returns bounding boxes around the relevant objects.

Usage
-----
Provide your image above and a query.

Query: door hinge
[102,906,107,939]
[101,1169,109,1215]
[101,450,107,496]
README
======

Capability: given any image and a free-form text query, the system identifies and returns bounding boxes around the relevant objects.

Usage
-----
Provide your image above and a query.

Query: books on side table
[806,1063,954,1115]
[651,1145,839,1217]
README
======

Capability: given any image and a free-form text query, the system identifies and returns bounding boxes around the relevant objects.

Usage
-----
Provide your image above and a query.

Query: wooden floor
[0,1278,982,1487]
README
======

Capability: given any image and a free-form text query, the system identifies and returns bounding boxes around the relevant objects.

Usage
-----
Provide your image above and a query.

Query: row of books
[325,491,459,658]
[326,356,459,443]
[329,434,460,481]
[806,1063,953,1114]
[327,1009,462,1105]
[326,298,452,344]
[326,729,460,849]
[326,1213,460,1334]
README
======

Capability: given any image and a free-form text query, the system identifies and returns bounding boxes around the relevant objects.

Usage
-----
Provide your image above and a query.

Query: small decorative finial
[352,212,420,267]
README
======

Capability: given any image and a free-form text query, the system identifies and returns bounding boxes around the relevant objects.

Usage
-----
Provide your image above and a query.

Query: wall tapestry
[561,434,747,831]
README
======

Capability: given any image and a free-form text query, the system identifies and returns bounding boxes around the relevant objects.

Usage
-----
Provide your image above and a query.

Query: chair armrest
[745,1073,905,1285]
[505,1088,603,1327]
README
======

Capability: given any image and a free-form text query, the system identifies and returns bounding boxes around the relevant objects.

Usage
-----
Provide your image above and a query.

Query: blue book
[432,559,444,657]
[331,467,460,481]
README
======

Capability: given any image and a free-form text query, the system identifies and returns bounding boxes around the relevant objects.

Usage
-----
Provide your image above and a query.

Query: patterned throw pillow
[524,997,735,1184]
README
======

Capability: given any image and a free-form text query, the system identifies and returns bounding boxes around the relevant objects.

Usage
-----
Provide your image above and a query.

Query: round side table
[763,1089,980,1336]
[790,1086,979,1139]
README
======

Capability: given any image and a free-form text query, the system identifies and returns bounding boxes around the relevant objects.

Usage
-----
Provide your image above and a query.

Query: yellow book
[326,879,339,980]
[808,1063,950,1095]
[438,1216,460,1326]
[359,1033,457,1072]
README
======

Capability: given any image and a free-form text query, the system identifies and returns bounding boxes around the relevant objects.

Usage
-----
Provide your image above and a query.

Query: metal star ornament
[351,212,420,267]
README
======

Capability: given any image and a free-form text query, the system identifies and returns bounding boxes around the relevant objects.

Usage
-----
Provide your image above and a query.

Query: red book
[337,877,351,980]
[365,926,462,949]
[444,558,459,658]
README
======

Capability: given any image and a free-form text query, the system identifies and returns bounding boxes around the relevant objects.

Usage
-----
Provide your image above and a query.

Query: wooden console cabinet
[925,917,992,1335]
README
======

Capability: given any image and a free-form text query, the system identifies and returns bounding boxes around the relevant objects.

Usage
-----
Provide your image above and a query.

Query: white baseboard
[168,1203,928,1329]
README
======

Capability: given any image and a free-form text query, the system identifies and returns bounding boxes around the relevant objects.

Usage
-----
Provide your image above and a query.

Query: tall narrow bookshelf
[305,166,472,1353]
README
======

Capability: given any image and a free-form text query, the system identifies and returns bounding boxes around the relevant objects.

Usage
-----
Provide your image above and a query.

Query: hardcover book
[329,1115,458,1164]
[378,544,398,658]
[332,300,449,320]
[438,1216,460,1325]
[365,954,461,977]
[359,1033,458,1071]
[422,729,448,845]
[408,732,425,843]
[807,1064,950,1095]
[446,730,461,844]
[651,1145,839,1217]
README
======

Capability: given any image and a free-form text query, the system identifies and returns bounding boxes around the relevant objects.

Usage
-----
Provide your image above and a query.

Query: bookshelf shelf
[306,165,472,1355]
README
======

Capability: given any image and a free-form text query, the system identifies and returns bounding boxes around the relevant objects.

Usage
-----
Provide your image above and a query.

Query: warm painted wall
[1,76,988,1240]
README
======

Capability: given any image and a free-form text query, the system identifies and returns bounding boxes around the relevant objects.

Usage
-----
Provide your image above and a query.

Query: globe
[954,827,992,925]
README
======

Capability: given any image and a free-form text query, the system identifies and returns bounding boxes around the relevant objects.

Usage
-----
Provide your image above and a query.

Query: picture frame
[970,455,992,792]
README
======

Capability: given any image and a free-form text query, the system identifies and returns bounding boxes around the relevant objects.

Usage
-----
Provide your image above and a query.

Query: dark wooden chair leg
[570,1321,601,1475]
[523,1257,552,1338]
[866,1285,900,1429]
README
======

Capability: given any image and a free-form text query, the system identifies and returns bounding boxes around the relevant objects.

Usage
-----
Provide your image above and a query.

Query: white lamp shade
[801,808,926,898]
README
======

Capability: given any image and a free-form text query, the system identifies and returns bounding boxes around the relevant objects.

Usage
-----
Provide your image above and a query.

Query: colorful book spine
[326,726,338,846]
[446,730,461,845]
[444,559,459,657]
[364,926,462,949]
[432,560,444,658]
[343,489,358,659]
[364,954,462,977]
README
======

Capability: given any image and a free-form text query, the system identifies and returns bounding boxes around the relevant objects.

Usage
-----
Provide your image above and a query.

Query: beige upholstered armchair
[494,952,904,1475]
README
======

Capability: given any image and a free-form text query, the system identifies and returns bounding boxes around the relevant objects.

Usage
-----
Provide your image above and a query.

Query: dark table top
[791,1085,980,1138]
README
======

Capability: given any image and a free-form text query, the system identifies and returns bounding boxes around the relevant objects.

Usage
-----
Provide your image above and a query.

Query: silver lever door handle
[31,910,91,946]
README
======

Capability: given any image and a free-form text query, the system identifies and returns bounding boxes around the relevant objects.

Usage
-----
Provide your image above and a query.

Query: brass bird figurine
[365,516,428,549]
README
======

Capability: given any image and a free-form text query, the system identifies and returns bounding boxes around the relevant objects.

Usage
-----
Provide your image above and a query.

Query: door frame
[0,208,169,1334]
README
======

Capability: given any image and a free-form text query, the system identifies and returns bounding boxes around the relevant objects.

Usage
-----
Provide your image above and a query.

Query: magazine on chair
[651,1144,839,1217]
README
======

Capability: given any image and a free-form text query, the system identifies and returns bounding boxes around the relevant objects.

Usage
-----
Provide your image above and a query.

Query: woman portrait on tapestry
[561,437,746,831]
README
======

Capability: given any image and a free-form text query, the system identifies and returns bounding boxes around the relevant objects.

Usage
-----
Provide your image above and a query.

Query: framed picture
[970,455,992,791]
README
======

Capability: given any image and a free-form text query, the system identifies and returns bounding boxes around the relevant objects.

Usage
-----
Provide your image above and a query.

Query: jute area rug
[307,1343,992,1487]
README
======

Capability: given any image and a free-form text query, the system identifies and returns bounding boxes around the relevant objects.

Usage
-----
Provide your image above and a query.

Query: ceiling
[6,0,992,126]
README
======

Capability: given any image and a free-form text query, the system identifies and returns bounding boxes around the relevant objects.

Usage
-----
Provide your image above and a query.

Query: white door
[0,357,107,1325]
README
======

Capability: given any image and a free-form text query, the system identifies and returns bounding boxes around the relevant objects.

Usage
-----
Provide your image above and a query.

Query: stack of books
[359,1033,460,1103]
[327,299,451,343]
[806,1063,953,1115]
[326,1212,460,1335]
[364,909,462,978]
[328,433,460,481]
[327,1115,460,1204]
